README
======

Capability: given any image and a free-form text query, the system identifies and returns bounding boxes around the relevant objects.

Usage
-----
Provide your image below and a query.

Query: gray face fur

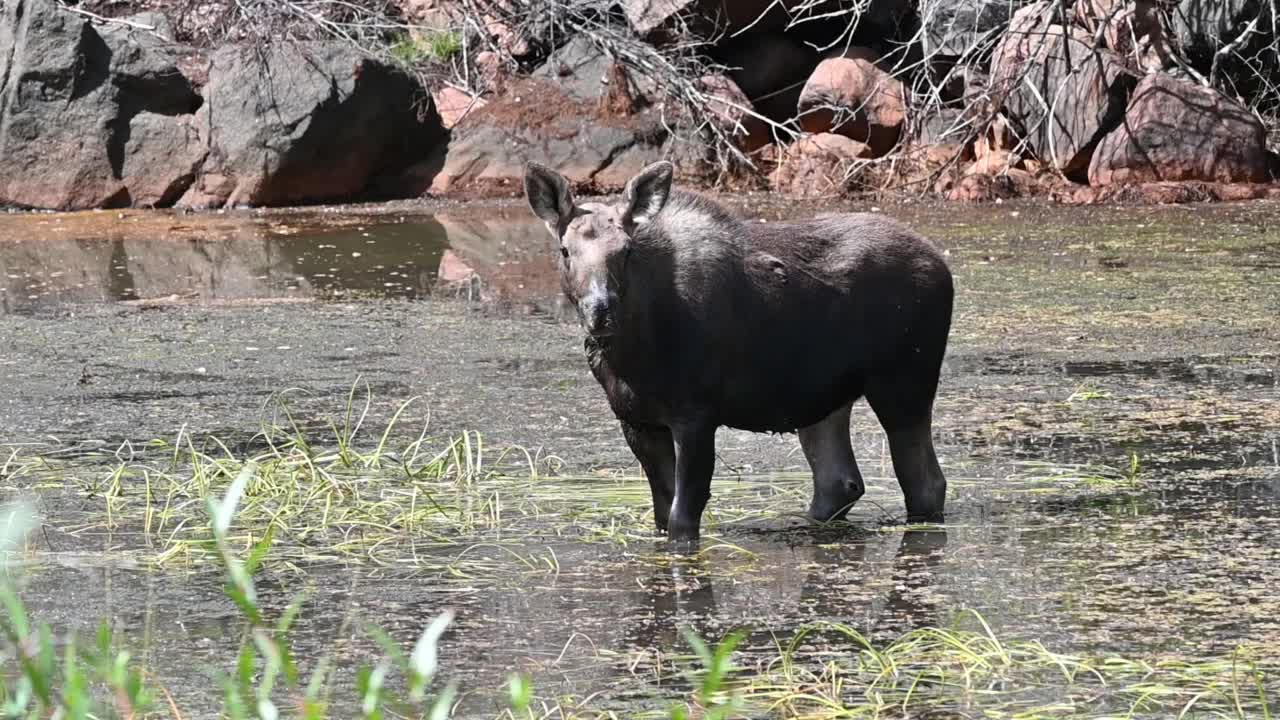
[524,161,673,337]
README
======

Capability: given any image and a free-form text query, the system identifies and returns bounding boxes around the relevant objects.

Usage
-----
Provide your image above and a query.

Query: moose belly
[716,371,864,434]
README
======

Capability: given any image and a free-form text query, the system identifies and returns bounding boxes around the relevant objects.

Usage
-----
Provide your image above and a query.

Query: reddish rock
[697,74,770,151]
[965,150,1023,176]
[1074,0,1168,69]
[991,5,1136,178]
[430,79,667,197]
[769,134,870,198]
[944,172,1037,202]
[797,58,906,156]
[396,0,456,26]
[1088,74,1269,186]
[1059,181,1270,205]
[432,87,486,129]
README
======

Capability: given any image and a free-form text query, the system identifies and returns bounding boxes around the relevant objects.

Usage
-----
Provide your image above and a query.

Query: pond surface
[0,197,1278,717]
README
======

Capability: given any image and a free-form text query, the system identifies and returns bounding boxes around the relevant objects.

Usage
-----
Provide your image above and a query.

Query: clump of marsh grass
[685,615,1276,719]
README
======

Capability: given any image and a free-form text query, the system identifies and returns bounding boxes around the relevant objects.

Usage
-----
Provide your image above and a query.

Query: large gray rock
[428,78,668,197]
[0,0,204,209]
[922,0,1015,58]
[1088,73,1269,185]
[532,36,612,103]
[179,43,445,208]
[0,0,445,210]
[990,2,1137,178]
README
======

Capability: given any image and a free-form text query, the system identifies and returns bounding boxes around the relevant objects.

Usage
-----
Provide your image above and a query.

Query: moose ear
[524,162,574,233]
[623,161,673,227]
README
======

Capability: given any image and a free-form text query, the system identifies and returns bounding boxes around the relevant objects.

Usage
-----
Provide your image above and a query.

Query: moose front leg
[668,421,717,542]
[620,421,676,532]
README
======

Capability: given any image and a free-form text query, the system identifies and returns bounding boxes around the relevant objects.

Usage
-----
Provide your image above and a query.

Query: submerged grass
[731,616,1275,719]
[2,381,671,572]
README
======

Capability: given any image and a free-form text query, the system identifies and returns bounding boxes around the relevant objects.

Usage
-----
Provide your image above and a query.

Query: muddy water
[2,198,1279,716]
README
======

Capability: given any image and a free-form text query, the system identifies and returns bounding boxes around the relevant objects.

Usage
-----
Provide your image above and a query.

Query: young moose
[524,160,954,541]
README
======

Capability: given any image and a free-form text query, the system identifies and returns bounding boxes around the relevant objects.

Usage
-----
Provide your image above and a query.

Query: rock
[474,51,507,91]
[430,78,667,197]
[716,33,818,122]
[600,62,643,117]
[1074,0,1169,67]
[888,143,967,190]
[991,2,1136,179]
[768,133,870,198]
[433,86,486,129]
[532,36,612,103]
[697,74,769,151]
[0,0,205,209]
[1088,73,1268,186]
[481,14,530,58]
[965,149,1023,176]
[1170,0,1277,56]
[797,57,906,156]
[943,172,1036,202]
[918,108,966,145]
[923,0,1015,58]
[1059,181,1270,204]
[396,0,458,27]
[178,43,445,208]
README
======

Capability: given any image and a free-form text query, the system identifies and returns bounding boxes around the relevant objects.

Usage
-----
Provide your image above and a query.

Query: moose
[524,160,954,541]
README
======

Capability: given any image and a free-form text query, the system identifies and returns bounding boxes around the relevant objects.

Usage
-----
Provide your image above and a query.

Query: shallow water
[1,198,1279,716]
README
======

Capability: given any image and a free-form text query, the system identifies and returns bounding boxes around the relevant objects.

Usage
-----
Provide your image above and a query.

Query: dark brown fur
[525,161,954,542]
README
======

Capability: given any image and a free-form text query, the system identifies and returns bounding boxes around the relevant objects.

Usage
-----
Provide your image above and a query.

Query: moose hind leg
[621,421,676,532]
[799,401,866,522]
[865,367,947,522]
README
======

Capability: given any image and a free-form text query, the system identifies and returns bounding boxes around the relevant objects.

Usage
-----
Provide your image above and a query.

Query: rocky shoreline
[1,0,1277,211]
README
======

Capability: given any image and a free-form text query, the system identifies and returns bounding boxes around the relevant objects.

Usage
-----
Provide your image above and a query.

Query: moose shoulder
[524,160,954,542]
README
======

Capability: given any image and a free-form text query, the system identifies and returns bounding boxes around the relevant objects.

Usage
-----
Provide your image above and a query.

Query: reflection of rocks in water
[0,214,459,313]
[0,235,287,312]
[0,240,118,312]
[434,213,568,319]
[0,210,572,314]
[121,238,280,301]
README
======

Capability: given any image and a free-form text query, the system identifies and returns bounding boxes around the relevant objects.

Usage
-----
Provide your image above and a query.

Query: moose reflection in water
[624,529,950,653]
[525,160,955,542]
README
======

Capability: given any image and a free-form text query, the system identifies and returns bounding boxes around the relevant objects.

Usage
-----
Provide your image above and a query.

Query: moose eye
[560,246,569,259]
